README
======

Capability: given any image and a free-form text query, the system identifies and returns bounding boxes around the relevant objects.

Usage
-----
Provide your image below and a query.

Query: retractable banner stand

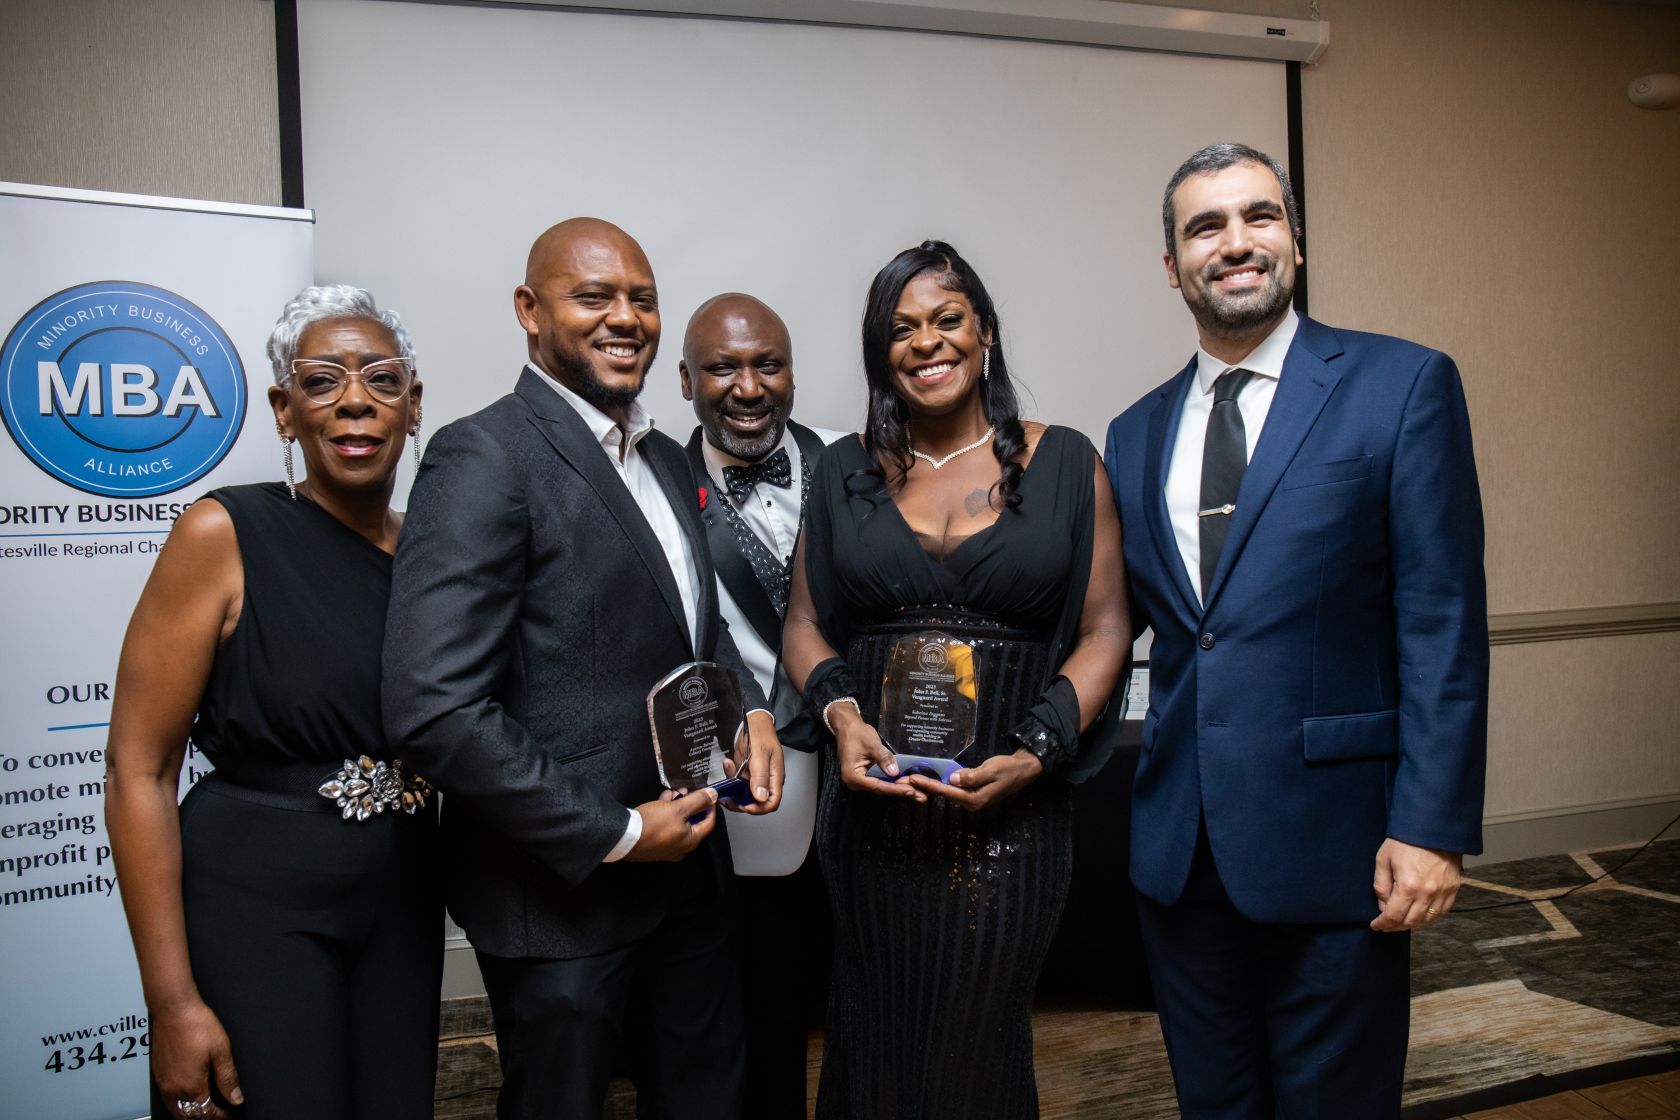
[0,184,312,1120]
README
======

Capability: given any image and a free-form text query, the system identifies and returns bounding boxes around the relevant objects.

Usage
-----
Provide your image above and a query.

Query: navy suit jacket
[384,368,765,959]
[1104,316,1488,925]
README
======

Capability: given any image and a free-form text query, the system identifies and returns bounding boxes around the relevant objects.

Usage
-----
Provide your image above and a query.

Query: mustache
[1201,252,1274,282]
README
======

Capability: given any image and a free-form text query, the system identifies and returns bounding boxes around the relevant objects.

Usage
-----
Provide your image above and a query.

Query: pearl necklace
[909,426,995,470]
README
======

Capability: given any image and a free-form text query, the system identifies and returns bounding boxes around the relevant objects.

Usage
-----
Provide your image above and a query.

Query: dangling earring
[982,348,991,382]
[277,421,297,500]
[410,412,422,470]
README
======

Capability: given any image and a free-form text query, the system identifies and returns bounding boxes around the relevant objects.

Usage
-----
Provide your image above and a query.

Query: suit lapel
[1144,359,1202,622]
[786,420,825,474]
[685,430,785,651]
[1202,317,1346,614]
[516,369,695,652]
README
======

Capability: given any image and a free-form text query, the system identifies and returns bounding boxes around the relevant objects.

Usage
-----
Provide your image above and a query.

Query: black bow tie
[722,447,792,505]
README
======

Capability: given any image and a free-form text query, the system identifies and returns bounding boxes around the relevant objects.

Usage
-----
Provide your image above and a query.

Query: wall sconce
[1627,74,1680,110]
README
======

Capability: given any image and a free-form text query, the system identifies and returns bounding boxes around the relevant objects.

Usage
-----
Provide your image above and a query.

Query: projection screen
[296,0,1291,500]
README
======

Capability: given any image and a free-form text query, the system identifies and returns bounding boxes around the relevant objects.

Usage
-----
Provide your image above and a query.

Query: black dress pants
[477,856,745,1120]
[158,774,444,1119]
[737,847,831,1120]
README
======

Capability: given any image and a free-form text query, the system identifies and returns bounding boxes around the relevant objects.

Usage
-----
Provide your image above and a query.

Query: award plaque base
[867,754,964,784]
[711,773,752,805]
[683,775,754,824]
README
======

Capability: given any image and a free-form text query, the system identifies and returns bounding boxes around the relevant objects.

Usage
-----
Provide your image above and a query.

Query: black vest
[685,421,827,751]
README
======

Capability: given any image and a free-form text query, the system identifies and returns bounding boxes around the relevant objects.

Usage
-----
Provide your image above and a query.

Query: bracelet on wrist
[822,696,861,735]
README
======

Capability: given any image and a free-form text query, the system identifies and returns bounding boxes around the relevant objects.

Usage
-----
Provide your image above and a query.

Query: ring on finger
[176,1099,211,1119]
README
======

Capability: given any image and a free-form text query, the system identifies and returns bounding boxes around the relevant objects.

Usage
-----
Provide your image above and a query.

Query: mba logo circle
[679,676,710,709]
[0,281,246,498]
[918,641,949,674]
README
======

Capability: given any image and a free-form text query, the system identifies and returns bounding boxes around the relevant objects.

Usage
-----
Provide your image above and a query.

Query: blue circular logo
[1,281,247,497]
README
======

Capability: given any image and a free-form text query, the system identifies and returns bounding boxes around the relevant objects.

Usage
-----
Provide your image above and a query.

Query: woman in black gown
[105,286,441,1119]
[784,241,1131,1119]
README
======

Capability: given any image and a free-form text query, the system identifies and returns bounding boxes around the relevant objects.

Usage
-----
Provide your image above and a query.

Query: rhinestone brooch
[318,755,433,821]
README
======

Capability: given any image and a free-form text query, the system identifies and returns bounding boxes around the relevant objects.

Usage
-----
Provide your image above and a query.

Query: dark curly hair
[858,240,1027,509]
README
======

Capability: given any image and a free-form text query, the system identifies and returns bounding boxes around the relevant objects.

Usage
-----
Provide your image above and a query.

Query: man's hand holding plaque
[724,708,784,816]
[866,631,978,785]
[647,662,783,816]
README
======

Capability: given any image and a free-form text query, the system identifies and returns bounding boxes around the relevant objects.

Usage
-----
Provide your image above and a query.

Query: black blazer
[383,367,765,959]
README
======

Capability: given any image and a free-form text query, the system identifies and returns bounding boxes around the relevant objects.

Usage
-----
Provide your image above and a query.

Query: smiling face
[269,316,420,498]
[886,273,993,420]
[679,295,794,462]
[515,220,659,419]
[1165,160,1303,354]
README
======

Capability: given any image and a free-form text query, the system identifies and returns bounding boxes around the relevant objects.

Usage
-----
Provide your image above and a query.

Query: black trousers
[477,856,745,1120]
[737,848,831,1120]
[157,774,444,1119]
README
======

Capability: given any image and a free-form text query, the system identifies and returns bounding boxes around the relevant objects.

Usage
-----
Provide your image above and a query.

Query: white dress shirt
[700,423,844,876]
[530,364,703,862]
[1164,311,1299,605]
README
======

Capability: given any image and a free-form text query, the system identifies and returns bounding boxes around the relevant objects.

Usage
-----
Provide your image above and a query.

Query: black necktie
[1199,368,1255,598]
[722,446,792,506]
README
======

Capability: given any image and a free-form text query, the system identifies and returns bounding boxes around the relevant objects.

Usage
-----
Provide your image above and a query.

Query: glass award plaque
[869,631,978,784]
[647,661,752,806]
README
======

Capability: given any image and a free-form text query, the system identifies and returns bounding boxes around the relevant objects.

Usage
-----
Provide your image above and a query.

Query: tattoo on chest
[963,488,992,517]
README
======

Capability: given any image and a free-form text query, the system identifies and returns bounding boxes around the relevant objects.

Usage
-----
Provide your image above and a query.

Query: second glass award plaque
[647,661,752,804]
[871,631,978,783]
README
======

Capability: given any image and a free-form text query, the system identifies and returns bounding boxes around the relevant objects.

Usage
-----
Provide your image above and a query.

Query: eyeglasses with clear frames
[289,357,416,405]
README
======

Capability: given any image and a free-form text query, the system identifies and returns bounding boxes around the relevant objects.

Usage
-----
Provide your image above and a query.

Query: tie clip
[1197,504,1236,518]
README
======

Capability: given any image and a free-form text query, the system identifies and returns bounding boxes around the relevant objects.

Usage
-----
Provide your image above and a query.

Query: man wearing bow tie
[680,292,843,1120]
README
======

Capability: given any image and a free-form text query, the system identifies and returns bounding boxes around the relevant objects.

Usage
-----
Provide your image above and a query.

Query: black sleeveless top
[190,483,393,769]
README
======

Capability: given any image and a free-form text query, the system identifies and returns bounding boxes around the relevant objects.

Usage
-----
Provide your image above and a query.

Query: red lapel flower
[697,485,709,511]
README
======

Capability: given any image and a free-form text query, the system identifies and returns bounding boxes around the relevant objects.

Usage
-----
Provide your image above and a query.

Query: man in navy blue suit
[1105,143,1488,1118]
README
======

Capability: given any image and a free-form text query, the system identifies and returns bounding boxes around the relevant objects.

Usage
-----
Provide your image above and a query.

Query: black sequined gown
[803,428,1098,1120]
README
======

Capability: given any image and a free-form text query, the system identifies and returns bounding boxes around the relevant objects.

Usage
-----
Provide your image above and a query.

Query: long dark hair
[859,240,1027,509]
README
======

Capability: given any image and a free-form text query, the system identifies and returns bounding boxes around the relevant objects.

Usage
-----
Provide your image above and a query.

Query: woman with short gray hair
[106,285,442,1119]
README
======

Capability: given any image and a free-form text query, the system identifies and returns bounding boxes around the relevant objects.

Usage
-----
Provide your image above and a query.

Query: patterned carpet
[1402,837,1680,1114]
[432,838,1680,1119]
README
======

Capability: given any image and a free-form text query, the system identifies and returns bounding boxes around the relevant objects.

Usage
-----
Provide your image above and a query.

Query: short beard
[1183,255,1295,341]
[707,413,787,461]
[552,351,646,412]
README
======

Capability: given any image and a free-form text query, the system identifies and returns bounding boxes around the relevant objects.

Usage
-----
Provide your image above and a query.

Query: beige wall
[1296,0,1680,839]
[1131,0,1317,16]
[2,0,1674,846]
[0,0,280,206]
[1301,0,1680,836]
[1488,631,1680,813]
[1302,0,1680,614]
